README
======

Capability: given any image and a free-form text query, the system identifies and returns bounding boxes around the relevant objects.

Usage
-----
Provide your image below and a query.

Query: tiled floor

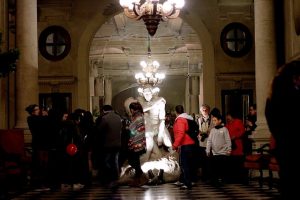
[9,181,280,200]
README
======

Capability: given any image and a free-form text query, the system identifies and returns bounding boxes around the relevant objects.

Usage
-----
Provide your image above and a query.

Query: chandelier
[135,57,165,93]
[119,0,185,36]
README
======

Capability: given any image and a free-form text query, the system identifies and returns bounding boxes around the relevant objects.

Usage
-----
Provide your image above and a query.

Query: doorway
[39,93,72,113]
[221,89,253,122]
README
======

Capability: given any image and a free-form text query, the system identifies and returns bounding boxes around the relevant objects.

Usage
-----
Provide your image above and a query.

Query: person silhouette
[265,60,300,199]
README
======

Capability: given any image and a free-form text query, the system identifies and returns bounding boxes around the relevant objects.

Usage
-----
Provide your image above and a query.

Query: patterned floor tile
[10,181,280,200]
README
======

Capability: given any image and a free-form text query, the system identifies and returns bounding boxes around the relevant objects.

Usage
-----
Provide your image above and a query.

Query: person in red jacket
[225,112,247,183]
[172,105,196,190]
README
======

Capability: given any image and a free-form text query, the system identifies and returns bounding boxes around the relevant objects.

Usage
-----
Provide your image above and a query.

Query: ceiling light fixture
[119,0,185,36]
[134,35,165,94]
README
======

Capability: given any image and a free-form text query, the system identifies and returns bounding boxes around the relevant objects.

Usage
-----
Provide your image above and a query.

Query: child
[206,112,231,186]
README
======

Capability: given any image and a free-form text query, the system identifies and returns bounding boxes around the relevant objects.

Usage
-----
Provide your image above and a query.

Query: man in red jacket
[172,105,196,190]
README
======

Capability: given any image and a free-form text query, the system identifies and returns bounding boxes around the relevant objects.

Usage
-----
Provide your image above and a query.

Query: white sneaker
[173,181,184,186]
[73,183,85,190]
[34,186,51,192]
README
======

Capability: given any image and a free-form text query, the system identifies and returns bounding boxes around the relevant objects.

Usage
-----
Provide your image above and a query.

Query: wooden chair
[244,143,270,187]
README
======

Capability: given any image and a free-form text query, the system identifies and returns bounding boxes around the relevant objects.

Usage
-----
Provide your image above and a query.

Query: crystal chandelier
[135,58,165,91]
[119,0,185,36]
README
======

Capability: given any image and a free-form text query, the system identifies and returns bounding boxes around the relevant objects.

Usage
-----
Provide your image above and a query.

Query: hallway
[10,181,280,200]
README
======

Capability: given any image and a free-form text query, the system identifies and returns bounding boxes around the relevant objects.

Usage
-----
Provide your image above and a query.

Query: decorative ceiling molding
[216,72,255,81]
[38,76,77,86]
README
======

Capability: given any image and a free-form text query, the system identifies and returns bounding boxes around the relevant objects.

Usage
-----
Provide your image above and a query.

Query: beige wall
[285,0,300,61]
[1,0,298,128]
[35,0,258,115]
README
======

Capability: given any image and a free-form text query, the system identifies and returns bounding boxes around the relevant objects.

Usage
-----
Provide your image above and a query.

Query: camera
[200,133,208,142]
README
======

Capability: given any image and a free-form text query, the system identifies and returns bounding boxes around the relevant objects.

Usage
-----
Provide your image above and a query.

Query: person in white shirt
[206,112,231,186]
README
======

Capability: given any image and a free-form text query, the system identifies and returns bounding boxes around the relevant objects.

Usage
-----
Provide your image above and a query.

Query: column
[94,77,104,97]
[190,76,199,115]
[15,0,38,128]
[253,0,277,145]
[185,76,190,114]
[92,77,103,116]
[104,77,112,105]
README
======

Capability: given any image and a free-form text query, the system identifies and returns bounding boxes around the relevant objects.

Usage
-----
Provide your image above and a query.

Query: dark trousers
[227,155,247,183]
[198,146,211,181]
[101,148,120,184]
[210,155,228,183]
[179,145,195,187]
[127,149,145,177]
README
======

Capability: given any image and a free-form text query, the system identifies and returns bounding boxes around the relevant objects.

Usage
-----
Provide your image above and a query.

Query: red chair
[0,129,32,186]
[268,136,279,189]
[244,143,270,187]
[268,156,279,189]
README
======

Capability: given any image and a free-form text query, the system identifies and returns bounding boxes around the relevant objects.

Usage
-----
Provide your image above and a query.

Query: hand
[172,146,178,152]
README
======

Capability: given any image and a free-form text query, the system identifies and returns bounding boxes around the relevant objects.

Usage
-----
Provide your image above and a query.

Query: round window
[39,26,71,61]
[220,23,252,57]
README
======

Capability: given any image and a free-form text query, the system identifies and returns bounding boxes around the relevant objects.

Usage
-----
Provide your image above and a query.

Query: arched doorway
[88,13,203,115]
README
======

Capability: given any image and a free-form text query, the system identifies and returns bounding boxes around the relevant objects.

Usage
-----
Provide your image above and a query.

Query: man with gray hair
[197,104,214,181]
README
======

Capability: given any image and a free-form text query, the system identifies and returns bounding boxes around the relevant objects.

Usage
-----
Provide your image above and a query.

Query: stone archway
[77,5,215,114]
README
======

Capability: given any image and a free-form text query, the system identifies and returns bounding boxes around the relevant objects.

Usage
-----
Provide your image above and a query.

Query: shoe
[173,181,184,186]
[73,183,85,190]
[180,185,192,190]
[61,184,72,191]
[157,169,165,185]
[34,186,51,192]
[108,181,119,189]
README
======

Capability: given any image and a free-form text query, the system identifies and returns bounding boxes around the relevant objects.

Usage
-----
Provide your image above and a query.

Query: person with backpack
[172,105,197,190]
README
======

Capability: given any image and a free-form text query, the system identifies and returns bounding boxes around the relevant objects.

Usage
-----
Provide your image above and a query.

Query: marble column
[104,77,112,105]
[253,0,277,145]
[92,77,103,116]
[185,76,190,114]
[199,72,204,108]
[94,77,104,97]
[15,0,38,128]
[190,76,199,115]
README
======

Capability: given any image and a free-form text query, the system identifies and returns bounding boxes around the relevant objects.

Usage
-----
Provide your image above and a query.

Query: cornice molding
[216,72,255,81]
[38,76,77,86]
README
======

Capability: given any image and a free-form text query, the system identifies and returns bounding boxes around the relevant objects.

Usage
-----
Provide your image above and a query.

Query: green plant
[0,48,19,77]
[0,32,19,77]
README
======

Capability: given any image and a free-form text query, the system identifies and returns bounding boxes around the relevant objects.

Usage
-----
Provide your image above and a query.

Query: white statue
[137,87,172,161]
[122,88,179,184]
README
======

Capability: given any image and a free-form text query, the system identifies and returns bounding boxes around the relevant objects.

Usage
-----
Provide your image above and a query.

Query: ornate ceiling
[89,13,203,79]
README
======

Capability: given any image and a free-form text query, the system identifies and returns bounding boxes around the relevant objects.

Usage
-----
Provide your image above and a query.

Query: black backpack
[186,119,199,143]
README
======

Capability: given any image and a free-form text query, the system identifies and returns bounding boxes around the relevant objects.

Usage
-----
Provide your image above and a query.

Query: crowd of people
[171,103,257,189]
[24,99,258,192]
